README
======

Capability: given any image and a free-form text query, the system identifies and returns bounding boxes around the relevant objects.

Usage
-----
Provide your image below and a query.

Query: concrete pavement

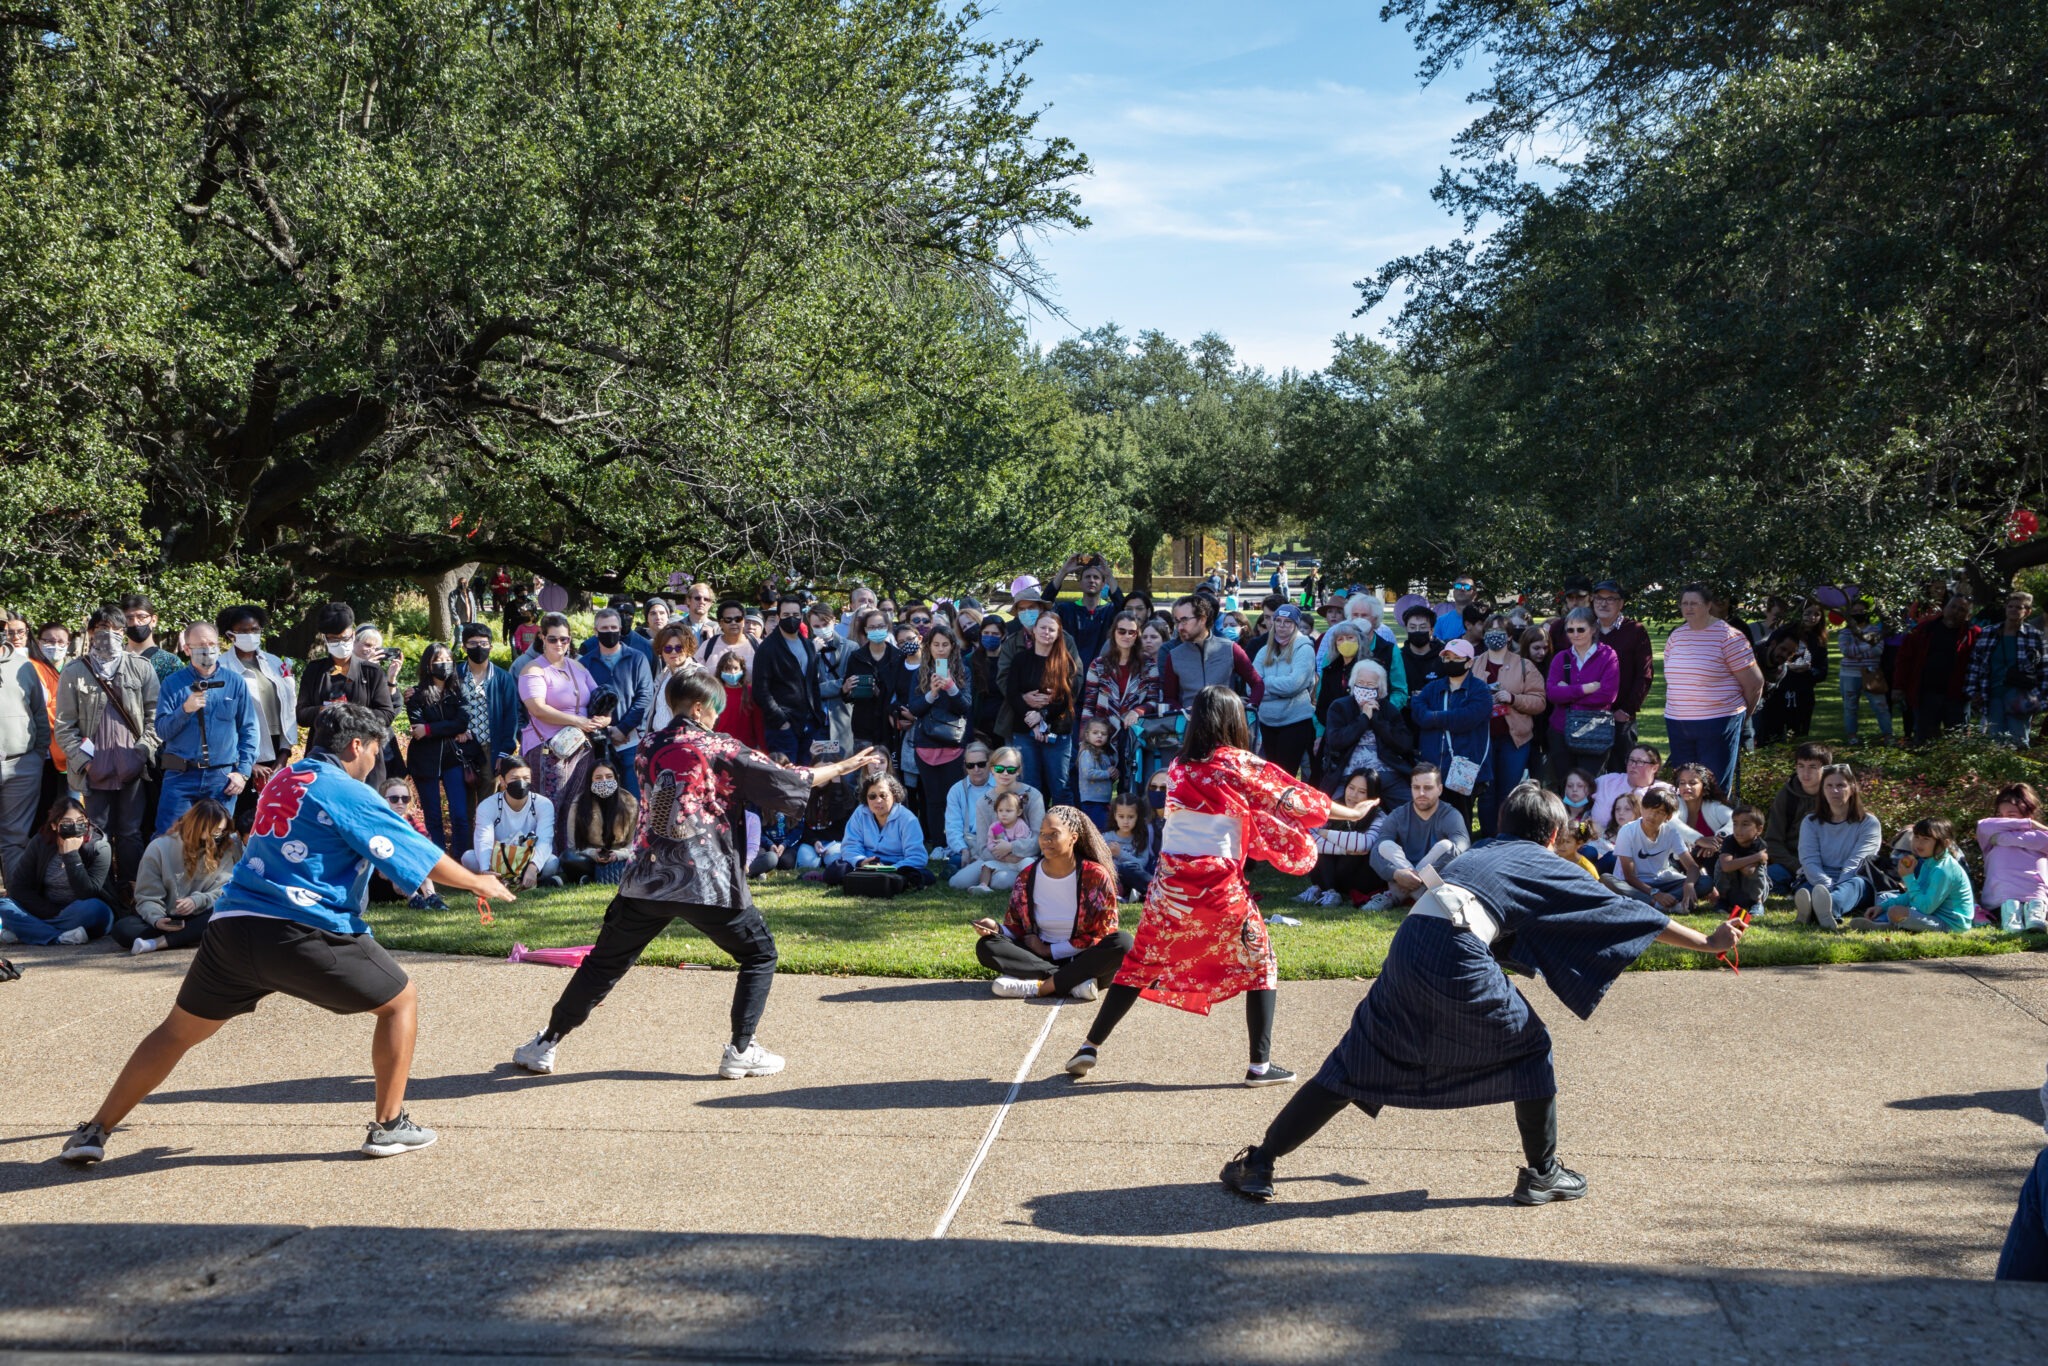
[2,941,2046,1361]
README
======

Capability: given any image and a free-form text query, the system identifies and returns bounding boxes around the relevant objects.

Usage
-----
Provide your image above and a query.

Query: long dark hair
[1043,804,1117,872]
[414,643,454,701]
[1098,610,1147,673]
[1032,614,1077,714]
[1181,685,1251,764]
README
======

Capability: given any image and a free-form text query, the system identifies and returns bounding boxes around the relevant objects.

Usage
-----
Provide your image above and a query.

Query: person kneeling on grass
[824,771,934,889]
[61,703,516,1166]
[1848,818,1973,933]
[972,806,1133,1001]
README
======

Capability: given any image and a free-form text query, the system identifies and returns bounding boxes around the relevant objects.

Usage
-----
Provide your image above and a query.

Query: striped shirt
[1662,622,1757,720]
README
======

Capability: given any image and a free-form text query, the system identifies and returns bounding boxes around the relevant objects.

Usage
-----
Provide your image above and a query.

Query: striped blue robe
[1314,839,1670,1109]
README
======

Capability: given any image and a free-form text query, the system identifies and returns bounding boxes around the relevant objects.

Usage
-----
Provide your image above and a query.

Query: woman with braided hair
[970,806,1134,1001]
[1065,686,1371,1086]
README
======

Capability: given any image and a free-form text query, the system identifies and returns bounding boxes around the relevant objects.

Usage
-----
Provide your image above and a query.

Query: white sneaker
[1068,978,1099,1002]
[1359,891,1398,912]
[990,976,1040,999]
[56,927,89,945]
[512,1031,557,1075]
[1794,888,1813,924]
[1810,883,1836,929]
[129,937,158,955]
[968,884,996,895]
[1294,886,1321,905]
[720,1041,786,1079]
[1317,889,1344,907]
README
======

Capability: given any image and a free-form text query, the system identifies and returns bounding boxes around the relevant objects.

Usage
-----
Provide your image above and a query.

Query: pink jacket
[1976,816,2048,907]
[1545,643,1621,732]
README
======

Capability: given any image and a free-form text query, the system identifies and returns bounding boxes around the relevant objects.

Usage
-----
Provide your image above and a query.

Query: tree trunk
[1976,536,2048,605]
[1128,527,1160,596]
[413,563,479,643]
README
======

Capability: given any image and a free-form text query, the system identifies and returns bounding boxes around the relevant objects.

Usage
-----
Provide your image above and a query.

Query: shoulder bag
[85,671,148,790]
[1561,654,1615,756]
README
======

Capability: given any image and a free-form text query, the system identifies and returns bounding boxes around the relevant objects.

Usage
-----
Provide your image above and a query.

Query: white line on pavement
[930,1000,1063,1239]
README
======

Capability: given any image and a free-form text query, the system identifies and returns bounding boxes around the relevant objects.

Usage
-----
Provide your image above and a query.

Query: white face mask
[590,779,619,798]
[233,632,262,653]
[39,643,63,666]
[326,639,354,660]
[1352,686,1377,705]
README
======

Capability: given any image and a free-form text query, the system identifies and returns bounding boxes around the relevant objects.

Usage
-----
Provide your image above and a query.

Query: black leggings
[1251,1080,1558,1171]
[976,931,1134,997]
[545,894,778,1050]
[1084,982,1276,1065]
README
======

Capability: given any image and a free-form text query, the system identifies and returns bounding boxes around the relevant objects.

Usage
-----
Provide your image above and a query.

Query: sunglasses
[385,793,411,806]
[660,643,688,655]
[964,760,989,771]
[909,616,931,626]
[991,764,1019,775]
[543,634,572,644]
[719,615,744,625]
[1566,626,1591,635]
[1114,626,1138,636]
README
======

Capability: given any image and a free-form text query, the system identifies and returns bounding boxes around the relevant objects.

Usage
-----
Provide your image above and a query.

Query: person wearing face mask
[215,605,300,811]
[753,594,826,763]
[578,607,655,797]
[296,601,398,788]
[0,797,119,945]
[1316,659,1417,799]
[1473,614,1547,841]
[28,621,70,823]
[838,607,905,757]
[463,758,562,885]
[54,608,161,884]
[710,649,765,750]
[403,644,476,857]
[989,575,1054,729]
[0,611,52,875]
[455,622,523,770]
[561,760,640,886]
[1253,604,1319,780]
[118,593,184,684]
[512,671,883,1081]
[969,611,1008,745]
[153,623,259,838]
[1391,603,1444,725]
[1408,639,1492,825]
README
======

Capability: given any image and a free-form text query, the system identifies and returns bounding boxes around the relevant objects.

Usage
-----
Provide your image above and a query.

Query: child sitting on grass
[1556,820,1600,879]
[1849,818,1973,933]
[1586,792,1636,884]
[1712,805,1771,914]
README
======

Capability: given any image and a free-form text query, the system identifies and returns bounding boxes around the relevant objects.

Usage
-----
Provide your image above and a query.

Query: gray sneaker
[361,1112,438,1158]
[60,1121,108,1165]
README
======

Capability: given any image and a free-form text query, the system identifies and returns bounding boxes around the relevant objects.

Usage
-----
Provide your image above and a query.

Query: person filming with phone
[153,623,259,836]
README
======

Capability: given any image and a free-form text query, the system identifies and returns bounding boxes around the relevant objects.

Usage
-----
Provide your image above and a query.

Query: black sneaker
[361,1112,438,1158]
[1512,1162,1588,1205]
[1064,1045,1098,1078]
[1221,1145,1276,1202]
[60,1121,108,1165]
[1244,1063,1296,1087]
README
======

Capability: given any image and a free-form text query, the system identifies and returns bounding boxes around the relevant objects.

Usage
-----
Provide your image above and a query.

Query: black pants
[1600,716,1639,776]
[545,894,778,1050]
[110,910,210,950]
[976,930,1133,996]
[1912,691,1966,745]
[84,780,148,887]
[1259,720,1317,783]
[1252,1079,1558,1171]
[1310,854,1383,897]
[917,754,965,849]
[1546,741,1604,792]
[1086,982,1276,1065]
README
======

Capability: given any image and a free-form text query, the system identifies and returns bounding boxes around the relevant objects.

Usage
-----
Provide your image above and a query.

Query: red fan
[2009,509,2040,544]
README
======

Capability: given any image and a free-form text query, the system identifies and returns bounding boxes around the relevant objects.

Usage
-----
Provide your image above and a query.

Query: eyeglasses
[1565,626,1591,635]
[964,760,989,771]
[385,793,411,806]
[1629,756,1656,767]
[991,764,1019,775]
[543,634,572,644]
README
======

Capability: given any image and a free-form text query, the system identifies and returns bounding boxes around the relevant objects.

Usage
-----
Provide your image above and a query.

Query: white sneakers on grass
[1795,885,1838,929]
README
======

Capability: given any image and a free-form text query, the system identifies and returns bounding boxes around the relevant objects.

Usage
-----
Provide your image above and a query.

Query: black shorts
[176,916,410,1021]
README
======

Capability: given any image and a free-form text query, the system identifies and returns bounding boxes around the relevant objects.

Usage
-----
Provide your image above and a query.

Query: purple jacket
[1546,643,1621,731]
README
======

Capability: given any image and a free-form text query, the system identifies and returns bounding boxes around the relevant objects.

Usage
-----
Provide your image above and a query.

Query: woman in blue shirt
[825,772,933,888]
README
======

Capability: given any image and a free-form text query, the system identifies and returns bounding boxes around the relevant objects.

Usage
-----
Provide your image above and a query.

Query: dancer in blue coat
[1222,781,1745,1206]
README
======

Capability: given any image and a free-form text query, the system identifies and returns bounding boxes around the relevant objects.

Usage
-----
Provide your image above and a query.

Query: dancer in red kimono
[1066,686,1371,1085]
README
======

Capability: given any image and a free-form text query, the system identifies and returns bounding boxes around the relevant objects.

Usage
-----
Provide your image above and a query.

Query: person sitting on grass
[947,747,1043,892]
[1299,769,1386,908]
[115,799,240,955]
[1978,782,2048,934]
[1763,741,1831,897]
[1365,764,1469,912]
[370,780,449,910]
[464,758,562,888]
[1101,794,1155,900]
[1615,786,1701,910]
[1794,763,1882,928]
[825,771,933,889]
[0,798,120,946]
[1849,818,1973,933]
[972,806,1134,1001]
[1712,805,1771,914]
[561,759,639,887]
[1556,820,1600,879]
[968,791,1032,894]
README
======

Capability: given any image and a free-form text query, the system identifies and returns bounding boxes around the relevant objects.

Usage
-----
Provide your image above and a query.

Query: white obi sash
[1160,809,1243,860]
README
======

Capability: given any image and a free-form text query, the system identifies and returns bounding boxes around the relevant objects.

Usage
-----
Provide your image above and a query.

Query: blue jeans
[1986,692,2034,747]
[1998,1147,2048,1281]
[156,766,237,836]
[1475,737,1531,841]
[0,896,115,944]
[1019,731,1075,806]
[1667,713,1745,800]
[1840,671,1893,741]
[1802,873,1871,915]
[613,744,641,798]
[1767,862,1796,894]
[762,725,815,769]
[418,764,471,856]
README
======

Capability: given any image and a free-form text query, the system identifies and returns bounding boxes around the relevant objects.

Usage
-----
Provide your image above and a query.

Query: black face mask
[465,643,491,664]
[428,662,454,682]
[125,623,152,644]
[1442,659,1470,678]
[504,780,530,799]
[57,822,87,839]
[1406,628,1434,648]
[596,629,622,649]
[779,616,801,634]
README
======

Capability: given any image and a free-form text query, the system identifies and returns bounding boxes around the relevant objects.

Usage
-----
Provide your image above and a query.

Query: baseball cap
[1272,603,1307,626]
[1592,579,1625,596]
[1440,638,1476,660]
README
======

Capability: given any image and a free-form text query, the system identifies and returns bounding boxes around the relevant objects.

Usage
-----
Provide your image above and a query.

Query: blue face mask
[866,628,890,644]
[1016,608,1040,629]
[1217,624,1241,642]
[981,634,1003,650]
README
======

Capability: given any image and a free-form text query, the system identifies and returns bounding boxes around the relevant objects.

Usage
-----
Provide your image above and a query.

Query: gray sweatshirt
[1368,800,1472,882]
[1796,814,1882,890]
[133,832,242,922]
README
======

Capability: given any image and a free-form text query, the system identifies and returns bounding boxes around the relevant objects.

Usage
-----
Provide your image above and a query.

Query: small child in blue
[1077,718,1118,831]
[59,704,514,1169]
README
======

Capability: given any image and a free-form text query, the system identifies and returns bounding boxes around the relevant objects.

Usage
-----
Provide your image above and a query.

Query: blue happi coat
[1314,838,1669,1109]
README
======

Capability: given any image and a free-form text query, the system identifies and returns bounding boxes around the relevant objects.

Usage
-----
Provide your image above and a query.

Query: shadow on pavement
[1,1223,2043,1363]
[1887,1088,2044,1120]
[145,1066,709,1108]
[696,1073,1239,1111]
[1021,1179,1502,1236]
[0,1146,359,1194]
[818,980,990,1003]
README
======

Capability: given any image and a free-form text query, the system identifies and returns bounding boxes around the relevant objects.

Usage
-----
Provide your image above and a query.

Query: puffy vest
[1168,635,1237,711]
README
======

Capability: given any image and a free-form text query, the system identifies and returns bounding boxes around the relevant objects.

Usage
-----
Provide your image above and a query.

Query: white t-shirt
[1616,818,1687,881]
[1034,868,1080,948]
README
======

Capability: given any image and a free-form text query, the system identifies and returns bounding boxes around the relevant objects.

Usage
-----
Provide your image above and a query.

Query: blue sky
[975,0,1483,377]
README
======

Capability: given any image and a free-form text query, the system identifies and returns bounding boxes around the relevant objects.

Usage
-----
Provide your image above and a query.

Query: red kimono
[1113,745,1331,1014]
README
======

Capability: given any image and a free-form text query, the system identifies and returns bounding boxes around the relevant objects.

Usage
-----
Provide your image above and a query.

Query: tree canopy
[1,0,1102,622]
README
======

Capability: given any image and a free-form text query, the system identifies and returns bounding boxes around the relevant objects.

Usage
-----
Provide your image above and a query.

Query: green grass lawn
[366,613,2047,977]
